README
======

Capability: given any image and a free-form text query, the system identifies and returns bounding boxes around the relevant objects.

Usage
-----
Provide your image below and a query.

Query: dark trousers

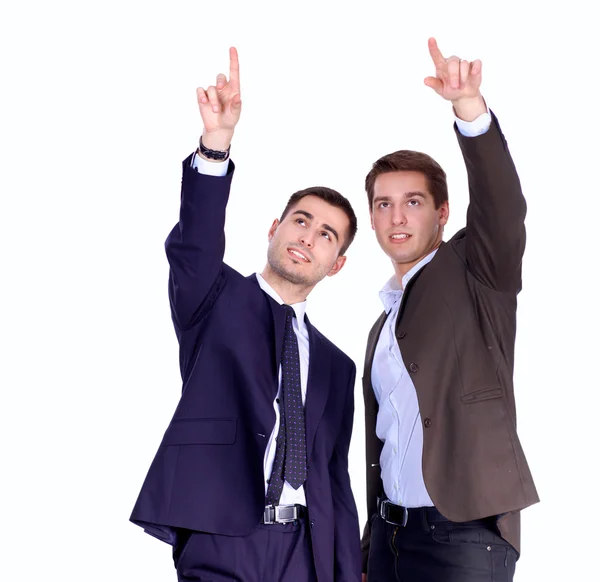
[174,520,318,582]
[367,509,518,582]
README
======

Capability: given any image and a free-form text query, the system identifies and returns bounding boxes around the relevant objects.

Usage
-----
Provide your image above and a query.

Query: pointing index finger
[428,37,446,68]
[229,47,240,88]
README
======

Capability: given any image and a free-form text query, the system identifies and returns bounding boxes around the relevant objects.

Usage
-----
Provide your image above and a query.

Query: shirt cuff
[191,151,230,177]
[454,108,492,137]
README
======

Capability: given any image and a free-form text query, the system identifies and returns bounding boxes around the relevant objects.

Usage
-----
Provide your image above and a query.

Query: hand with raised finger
[196,46,242,151]
[423,37,486,121]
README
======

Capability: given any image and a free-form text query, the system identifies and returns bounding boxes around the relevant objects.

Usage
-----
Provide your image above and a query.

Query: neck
[261,265,314,305]
[392,263,411,290]
[392,241,441,289]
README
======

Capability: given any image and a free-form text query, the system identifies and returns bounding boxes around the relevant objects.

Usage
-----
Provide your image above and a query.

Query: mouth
[389,233,411,244]
[287,247,311,263]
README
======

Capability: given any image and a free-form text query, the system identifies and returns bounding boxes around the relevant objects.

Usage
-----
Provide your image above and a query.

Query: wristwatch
[198,136,231,161]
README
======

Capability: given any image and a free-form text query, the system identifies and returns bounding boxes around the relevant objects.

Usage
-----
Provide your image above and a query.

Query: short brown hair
[280,186,358,255]
[365,150,448,210]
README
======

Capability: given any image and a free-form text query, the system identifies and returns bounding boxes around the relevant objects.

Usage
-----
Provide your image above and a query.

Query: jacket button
[409,362,419,373]
[424,418,432,428]
[397,331,406,339]
[310,519,315,528]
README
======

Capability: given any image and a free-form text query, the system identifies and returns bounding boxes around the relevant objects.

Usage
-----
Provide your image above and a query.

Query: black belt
[263,504,307,524]
[377,497,493,528]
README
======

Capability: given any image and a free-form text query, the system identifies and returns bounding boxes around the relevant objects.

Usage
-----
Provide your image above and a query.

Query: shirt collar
[378,248,439,313]
[255,273,308,329]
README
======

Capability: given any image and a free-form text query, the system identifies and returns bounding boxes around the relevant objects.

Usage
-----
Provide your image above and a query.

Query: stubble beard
[267,241,327,288]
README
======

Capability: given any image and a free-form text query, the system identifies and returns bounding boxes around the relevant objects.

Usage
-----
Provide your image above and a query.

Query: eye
[295,218,306,226]
[378,201,390,209]
[320,231,331,240]
[407,199,420,206]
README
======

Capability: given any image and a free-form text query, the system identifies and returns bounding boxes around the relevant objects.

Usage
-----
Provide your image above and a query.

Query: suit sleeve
[329,363,362,581]
[165,154,235,331]
[457,111,527,293]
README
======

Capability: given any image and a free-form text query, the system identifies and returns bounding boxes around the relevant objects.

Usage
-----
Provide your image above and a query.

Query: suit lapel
[268,298,286,372]
[304,316,330,458]
[363,255,438,410]
[393,253,437,335]
[247,274,286,374]
[363,255,434,404]
[364,312,387,385]
[363,311,387,417]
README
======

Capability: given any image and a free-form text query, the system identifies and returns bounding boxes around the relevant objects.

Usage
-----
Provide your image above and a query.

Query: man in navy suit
[130,48,361,582]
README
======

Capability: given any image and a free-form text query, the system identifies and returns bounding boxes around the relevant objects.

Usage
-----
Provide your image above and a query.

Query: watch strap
[199,136,231,161]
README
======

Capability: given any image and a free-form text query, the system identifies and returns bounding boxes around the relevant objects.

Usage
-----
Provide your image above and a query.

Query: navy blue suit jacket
[130,156,361,581]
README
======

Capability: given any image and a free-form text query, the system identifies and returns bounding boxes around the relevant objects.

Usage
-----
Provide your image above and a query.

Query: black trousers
[173,520,318,582]
[367,508,518,582]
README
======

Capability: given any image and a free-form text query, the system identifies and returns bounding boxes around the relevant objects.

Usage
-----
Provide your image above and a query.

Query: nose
[392,207,407,226]
[299,232,314,248]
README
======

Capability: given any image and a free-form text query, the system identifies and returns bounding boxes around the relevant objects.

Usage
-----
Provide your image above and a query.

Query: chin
[270,261,310,286]
[387,250,414,263]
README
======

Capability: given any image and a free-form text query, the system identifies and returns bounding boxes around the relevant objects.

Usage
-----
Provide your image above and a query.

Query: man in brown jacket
[361,38,539,582]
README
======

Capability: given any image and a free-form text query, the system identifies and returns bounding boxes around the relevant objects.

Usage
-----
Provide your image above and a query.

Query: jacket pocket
[162,418,237,445]
[460,386,503,403]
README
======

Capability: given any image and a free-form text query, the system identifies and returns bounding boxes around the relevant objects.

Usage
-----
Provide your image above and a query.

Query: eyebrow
[373,191,428,204]
[291,210,339,242]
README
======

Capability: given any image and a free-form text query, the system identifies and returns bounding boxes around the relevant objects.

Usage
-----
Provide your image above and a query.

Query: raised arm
[425,38,526,293]
[166,48,243,331]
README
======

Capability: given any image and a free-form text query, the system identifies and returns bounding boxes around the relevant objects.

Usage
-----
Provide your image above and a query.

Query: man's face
[370,171,449,275]
[267,195,349,288]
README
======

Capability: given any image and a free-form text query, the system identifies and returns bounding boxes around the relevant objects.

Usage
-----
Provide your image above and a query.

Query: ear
[370,210,375,231]
[327,254,347,277]
[267,219,279,241]
[438,201,449,226]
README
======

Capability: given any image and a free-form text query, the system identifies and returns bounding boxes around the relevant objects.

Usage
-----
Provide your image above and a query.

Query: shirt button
[424,418,432,428]
[393,447,397,454]
[409,362,419,373]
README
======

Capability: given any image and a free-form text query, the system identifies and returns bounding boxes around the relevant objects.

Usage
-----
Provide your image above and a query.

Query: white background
[2,1,598,580]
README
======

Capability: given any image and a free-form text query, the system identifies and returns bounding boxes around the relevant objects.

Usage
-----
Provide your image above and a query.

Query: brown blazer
[361,113,539,570]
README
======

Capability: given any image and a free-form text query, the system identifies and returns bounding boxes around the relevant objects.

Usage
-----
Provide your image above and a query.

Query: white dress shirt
[191,151,230,176]
[371,109,492,508]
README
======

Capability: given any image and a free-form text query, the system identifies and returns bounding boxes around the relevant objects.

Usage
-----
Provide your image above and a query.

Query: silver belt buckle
[263,504,298,524]
[379,499,408,527]
[378,499,388,521]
